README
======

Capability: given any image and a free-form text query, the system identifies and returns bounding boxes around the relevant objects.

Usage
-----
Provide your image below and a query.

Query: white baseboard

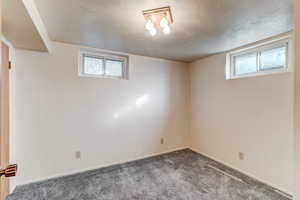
[14,146,292,199]
[16,146,189,189]
[189,147,293,198]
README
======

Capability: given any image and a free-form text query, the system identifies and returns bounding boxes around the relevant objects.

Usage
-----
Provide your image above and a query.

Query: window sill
[226,69,292,80]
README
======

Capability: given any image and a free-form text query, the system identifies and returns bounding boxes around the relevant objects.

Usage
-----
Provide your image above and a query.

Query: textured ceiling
[3,0,47,51]
[6,0,294,62]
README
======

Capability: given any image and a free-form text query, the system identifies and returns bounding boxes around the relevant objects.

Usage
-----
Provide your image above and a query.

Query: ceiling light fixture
[143,6,173,36]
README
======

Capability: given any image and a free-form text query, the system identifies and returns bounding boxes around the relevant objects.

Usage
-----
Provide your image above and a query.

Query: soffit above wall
[2,0,47,52]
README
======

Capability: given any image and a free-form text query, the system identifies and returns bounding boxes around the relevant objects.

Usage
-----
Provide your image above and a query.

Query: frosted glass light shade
[160,17,169,28]
[163,26,171,34]
[145,19,154,30]
[149,28,157,36]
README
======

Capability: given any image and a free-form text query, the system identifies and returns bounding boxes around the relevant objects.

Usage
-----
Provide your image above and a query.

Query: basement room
[1,0,300,199]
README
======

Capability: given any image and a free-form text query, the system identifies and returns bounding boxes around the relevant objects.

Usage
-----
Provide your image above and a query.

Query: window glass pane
[260,46,286,70]
[83,55,104,75]
[105,59,123,77]
[234,53,257,75]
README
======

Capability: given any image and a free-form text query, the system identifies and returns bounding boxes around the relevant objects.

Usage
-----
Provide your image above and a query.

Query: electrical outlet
[75,151,81,159]
[160,138,164,144]
[239,152,245,160]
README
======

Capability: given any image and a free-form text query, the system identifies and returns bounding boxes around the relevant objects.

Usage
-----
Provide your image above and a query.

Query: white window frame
[226,35,292,80]
[78,49,129,79]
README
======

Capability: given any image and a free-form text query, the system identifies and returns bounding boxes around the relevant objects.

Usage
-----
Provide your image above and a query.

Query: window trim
[226,35,292,80]
[78,49,129,79]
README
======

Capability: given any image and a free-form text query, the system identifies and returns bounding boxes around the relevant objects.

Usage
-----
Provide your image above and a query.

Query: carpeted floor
[7,149,291,200]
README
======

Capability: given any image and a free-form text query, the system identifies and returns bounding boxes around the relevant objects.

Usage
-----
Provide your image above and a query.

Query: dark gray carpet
[7,149,291,200]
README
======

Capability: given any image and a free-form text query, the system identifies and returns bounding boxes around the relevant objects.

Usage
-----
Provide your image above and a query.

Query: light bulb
[163,25,171,35]
[160,17,169,28]
[145,19,154,30]
[149,28,157,36]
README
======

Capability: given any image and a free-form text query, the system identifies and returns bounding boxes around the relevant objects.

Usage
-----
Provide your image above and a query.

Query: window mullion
[103,57,106,75]
[257,52,260,72]
[122,61,125,77]
[232,56,236,77]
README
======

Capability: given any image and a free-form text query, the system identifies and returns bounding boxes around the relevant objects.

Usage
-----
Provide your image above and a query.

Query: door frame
[0,41,11,200]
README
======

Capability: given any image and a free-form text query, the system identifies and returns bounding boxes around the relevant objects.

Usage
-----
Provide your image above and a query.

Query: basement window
[226,36,292,80]
[79,50,128,79]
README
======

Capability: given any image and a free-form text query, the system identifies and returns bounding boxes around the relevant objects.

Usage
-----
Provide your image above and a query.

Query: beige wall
[189,53,294,194]
[10,37,295,194]
[11,41,189,187]
[294,0,300,198]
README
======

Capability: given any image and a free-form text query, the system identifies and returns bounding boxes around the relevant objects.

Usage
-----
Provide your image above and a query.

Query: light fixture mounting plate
[142,6,173,26]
